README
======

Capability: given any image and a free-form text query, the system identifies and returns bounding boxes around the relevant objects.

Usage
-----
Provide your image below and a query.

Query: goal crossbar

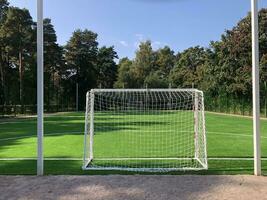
[90,88,202,93]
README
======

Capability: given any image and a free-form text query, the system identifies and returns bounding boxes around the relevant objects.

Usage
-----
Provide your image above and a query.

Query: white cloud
[133,34,167,50]
[152,41,163,49]
[119,41,128,47]
[134,33,145,48]
[135,33,144,41]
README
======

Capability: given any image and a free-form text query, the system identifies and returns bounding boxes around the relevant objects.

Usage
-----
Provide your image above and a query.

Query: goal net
[83,89,207,172]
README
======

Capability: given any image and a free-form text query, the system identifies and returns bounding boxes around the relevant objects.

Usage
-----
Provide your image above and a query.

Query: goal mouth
[83,89,208,172]
[83,157,207,172]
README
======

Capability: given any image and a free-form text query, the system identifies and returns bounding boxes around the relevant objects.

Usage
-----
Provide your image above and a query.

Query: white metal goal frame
[36,0,261,175]
[82,88,208,172]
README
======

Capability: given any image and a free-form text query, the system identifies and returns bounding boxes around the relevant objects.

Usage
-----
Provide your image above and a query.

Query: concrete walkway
[1,175,267,200]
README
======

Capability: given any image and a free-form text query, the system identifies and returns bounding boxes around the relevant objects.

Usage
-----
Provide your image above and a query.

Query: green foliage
[132,41,156,87]
[169,46,208,88]
[206,9,267,98]
[96,46,118,88]
[1,3,267,116]
[0,7,33,55]
[43,18,65,108]
[144,70,169,88]
[114,57,135,88]
[155,46,176,76]
[116,42,176,88]
[0,0,8,21]
[0,7,33,107]
[65,29,99,108]
[113,8,267,113]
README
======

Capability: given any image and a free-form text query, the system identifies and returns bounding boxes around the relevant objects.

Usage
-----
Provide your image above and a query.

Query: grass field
[1,111,267,175]
[84,110,206,170]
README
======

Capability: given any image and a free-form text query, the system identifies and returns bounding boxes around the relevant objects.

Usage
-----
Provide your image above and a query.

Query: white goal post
[83,89,207,172]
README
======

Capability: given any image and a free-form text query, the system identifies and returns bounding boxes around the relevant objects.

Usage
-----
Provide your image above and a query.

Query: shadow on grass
[0,113,170,152]
[94,121,169,134]
[2,112,265,176]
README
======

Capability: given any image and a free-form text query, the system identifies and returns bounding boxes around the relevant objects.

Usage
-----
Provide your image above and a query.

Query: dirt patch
[1,175,267,200]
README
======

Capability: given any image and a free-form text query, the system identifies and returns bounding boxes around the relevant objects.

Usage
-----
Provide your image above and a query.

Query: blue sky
[9,0,267,59]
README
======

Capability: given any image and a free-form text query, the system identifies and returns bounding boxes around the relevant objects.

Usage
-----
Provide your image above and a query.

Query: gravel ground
[1,175,267,200]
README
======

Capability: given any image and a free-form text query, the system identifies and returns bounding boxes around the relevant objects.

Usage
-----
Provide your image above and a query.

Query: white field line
[0,121,33,125]
[208,158,261,161]
[0,131,83,142]
[0,158,82,161]
[1,157,267,161]
[209,131,267,139]
[206,111,267,120]
[0,118,84,125]
[0,111,266,125]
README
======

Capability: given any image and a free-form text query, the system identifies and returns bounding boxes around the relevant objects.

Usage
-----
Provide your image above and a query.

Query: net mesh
[83,89,207,172]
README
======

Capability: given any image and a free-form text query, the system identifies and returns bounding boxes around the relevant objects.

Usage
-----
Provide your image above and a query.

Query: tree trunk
[52,72,55,104]
[47,73,50,112]
[19,51,24,110]
[0,49,5,105]
[5,51,9,105]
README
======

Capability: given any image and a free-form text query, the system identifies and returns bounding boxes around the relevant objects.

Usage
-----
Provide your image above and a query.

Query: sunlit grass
[0,111,267,174]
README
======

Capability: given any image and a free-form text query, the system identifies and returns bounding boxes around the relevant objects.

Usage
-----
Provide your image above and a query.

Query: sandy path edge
[1,175,267,200]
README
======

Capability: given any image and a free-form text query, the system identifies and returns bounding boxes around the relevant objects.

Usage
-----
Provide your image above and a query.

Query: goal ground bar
[83,157,208,171]
[82,167,206,172]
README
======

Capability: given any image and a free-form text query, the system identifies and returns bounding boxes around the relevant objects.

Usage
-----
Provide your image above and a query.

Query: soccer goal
[83,89,207,172]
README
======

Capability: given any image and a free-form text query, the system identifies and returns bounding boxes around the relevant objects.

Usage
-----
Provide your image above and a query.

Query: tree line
[0,0,267,114]
[0,0,118,111]
[113,8,267,114]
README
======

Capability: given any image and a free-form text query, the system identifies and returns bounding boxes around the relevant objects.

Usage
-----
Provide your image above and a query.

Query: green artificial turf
[0,111,267,175]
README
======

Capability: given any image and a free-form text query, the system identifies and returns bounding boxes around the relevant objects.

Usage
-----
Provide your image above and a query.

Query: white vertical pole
[89,91,94,161]
[194,91,199,159]
[37,0,44,176]
[251,0,261,176]
[201,91,208,169]
[83,92,90,168]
